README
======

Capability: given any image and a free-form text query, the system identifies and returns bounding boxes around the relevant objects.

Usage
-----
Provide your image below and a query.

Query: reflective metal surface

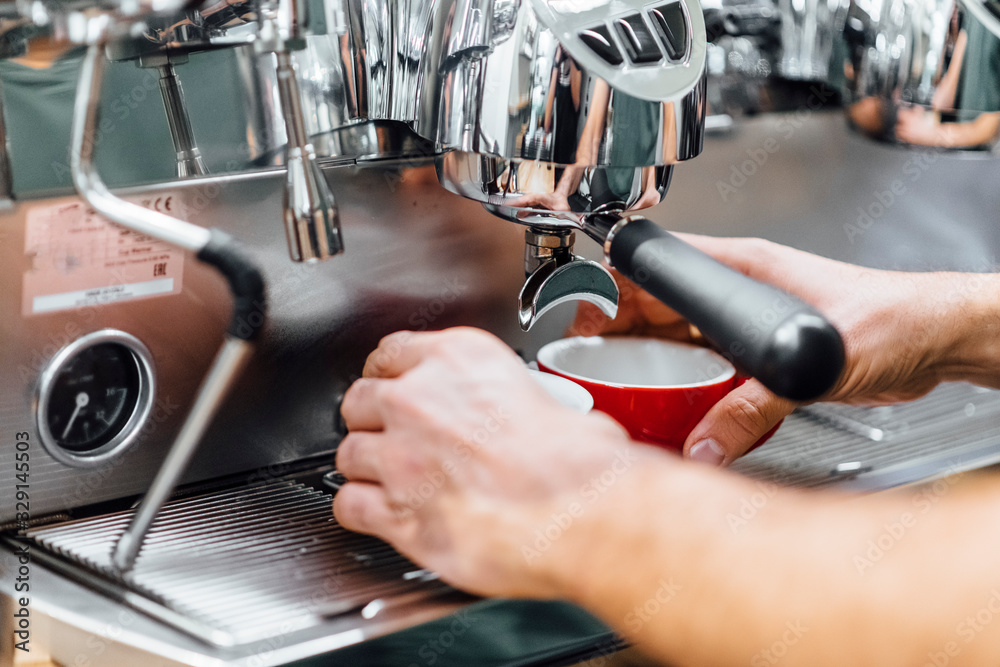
[735,383,1000,490]
[345,0,707,166]
[142,54,209,178]
[71,39,213,252]
[0,0,998,660]
[842,0,1000,149]
[0,161,529,525]
[341,0,708,318]
[701,0,846,119]
[19,478,464,647]
[35,329,157,469]
[775,0,847,80]
[275,49,345,262]
[701,0,1000,150]
[437,151,675,227]
[111,336,253,573]
[0,160,569,665]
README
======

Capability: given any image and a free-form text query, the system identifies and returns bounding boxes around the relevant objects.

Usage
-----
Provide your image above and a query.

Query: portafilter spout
[518,227,619,333]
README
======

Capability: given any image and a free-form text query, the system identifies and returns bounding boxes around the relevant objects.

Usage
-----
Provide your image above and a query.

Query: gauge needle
[62,391,90,440]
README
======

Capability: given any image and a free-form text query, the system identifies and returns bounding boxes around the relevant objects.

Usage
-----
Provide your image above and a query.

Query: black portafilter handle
[605,217,845,402]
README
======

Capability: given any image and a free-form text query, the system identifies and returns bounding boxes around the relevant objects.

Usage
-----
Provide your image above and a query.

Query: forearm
[931,116,1000,148]
[551,450,1000,666]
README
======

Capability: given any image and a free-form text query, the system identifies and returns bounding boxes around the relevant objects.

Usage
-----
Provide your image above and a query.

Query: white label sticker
[23,199,185,316]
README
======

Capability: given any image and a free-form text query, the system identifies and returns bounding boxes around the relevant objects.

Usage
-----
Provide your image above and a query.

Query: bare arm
[552,452,1000,666]
[932,30,968,111]
[334,323,1000,666]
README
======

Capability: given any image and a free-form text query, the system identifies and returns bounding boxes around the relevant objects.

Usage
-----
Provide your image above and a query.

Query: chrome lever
[518,229,618,331]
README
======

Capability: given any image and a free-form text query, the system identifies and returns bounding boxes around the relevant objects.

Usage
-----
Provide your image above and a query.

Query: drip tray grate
[22,480,448,647]
[733,383,1000,489]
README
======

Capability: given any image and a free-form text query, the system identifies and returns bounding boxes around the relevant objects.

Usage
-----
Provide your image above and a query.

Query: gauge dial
[45,343,141,452]
[38,331,155,465]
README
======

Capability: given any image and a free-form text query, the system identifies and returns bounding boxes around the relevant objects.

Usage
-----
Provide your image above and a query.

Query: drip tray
[16,480,464,648]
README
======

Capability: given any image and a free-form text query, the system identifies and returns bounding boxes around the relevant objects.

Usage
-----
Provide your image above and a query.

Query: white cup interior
[537,336,735,389]
[528,370,594,413]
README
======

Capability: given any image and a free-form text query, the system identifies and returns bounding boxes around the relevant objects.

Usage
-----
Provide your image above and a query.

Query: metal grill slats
[733,383,1000,487]
[25,481,442,645]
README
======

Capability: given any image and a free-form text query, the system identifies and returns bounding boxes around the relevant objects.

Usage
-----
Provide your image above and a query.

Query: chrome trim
[35,329,156,469]
[842,0,1000,149]
[275,49,345,263]
[601,216,635,263]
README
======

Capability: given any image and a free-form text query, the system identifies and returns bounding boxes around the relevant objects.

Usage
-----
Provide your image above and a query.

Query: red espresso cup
[537,336,778,453]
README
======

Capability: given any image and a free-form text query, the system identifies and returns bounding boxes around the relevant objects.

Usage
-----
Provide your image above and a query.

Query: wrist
[926,273,1000,387]
[545,446,715,611]
[535,443,671,604]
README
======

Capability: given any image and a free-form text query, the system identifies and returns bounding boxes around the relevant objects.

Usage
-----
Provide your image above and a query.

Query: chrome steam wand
[70,23,265,573]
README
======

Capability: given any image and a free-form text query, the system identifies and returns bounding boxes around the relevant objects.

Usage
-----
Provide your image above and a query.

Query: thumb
[682,379,796,466]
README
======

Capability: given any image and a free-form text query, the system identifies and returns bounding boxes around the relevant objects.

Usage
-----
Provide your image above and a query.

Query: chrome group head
[340,0,711,329]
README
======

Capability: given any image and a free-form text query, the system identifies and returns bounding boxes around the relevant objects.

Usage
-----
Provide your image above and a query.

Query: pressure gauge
[37,330,156,467]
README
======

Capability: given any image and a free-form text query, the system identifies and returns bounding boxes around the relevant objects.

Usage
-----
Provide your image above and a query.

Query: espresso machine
[3,0,1000,664]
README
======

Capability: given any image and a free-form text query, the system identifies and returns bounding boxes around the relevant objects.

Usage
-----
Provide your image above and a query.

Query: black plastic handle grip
[607,217,845,401]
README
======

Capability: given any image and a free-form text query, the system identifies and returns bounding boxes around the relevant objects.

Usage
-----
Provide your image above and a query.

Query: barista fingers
[11,431,31,653]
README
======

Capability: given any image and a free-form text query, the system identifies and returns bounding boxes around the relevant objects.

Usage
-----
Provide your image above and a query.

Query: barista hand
[334,327,1000,667]
[570,235,1000,465]
[334,327,640,598]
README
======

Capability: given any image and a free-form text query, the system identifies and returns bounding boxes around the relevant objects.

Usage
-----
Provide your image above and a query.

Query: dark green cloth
[0,47,256,196]
[956,15,1000,114]
[604,91,660,199]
